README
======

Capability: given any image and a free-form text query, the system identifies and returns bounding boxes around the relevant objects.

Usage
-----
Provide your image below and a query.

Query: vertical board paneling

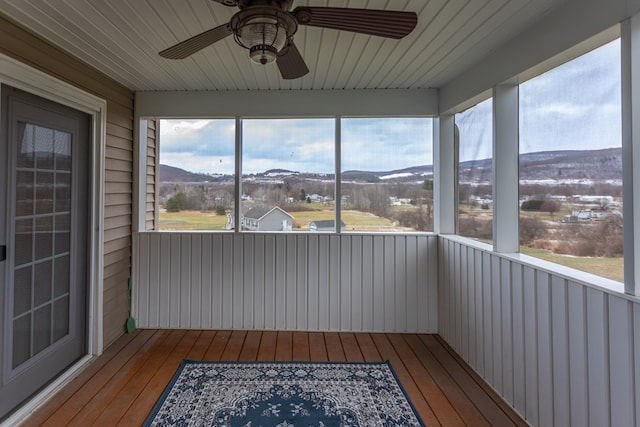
[384,236,395,331]
[482,251,493,381]
[586,288,609,427]
[460,244,469,361]
[426,236,438,332]
[253,234,265,329]
[362,235,374,330]
[536,271,553,427]
[135,233,149,327]
[491,256,502,390]
[200,234,212,328]
[511,262,525,415]
[437,235,640,427]
[190,235,202,328]
[243,235,255,329]
[133,232,437,333]
[500,258,513,403]
[567,281,588,427]
[179,235,191,327]
[405,236,418,332]
[232,234,244,329]
[296,235,308,331]
[395,236,407,332]
[608,296,634,427]
[550,276,569,427]
[328,236,341,330]
[264,234,276,329]
[307,235,319,330]
[523,266,539,425]
[317,235,329,330]
[454,242,462,355]
[286,234,297,330]
[340,235,352,331]
[351,235,363,331]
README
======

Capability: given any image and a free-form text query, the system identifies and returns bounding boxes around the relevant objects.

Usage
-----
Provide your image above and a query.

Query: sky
[457,39,621,162]
[160,39,621,173]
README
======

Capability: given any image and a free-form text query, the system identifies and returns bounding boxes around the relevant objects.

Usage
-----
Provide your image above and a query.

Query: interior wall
[438,235,640,427]
[133,232,438,333]
[0,15,135,347]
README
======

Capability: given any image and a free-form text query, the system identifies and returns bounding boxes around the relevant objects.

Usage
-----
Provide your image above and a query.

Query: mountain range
[159,147,622,184]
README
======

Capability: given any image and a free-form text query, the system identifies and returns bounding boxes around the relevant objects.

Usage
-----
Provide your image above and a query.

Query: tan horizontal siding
[105,158,133,173]
[0,15,136,348]
[105,170,133,183]
[106,122,133,140]
[104,247,131,268]
[104,236,131,256]
[105,204,132,218]
[106,134,135,152]
[105,181,133,194]
[105,193,132,206]
[104,225,132,243]
[105,147,132,163]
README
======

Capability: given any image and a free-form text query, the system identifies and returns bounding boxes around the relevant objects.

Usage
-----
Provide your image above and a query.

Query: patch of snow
[380,172,413,180]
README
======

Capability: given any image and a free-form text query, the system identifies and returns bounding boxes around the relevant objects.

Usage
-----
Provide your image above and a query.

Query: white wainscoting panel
[133,232,438,333]
[438,235,640,427]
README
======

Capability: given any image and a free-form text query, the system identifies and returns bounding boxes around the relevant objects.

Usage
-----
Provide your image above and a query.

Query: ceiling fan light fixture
[231,7,297,65]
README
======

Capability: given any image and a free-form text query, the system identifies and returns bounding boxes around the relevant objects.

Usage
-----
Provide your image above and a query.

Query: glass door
[0,85,90,420]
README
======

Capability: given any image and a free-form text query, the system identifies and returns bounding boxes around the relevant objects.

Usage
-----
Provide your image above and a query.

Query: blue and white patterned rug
[144,360,425,426]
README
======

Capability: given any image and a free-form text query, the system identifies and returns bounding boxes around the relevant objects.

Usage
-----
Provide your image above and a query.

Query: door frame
[0,53,105,423]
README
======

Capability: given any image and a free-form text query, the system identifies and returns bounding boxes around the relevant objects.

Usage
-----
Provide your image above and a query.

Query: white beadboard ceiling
[0,0,566,92]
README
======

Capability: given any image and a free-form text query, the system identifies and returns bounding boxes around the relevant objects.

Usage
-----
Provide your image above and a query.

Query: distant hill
[160,147,622,184]
[159,164,221,182]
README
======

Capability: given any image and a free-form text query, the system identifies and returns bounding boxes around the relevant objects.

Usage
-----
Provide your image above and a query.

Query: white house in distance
[309,220,346,232]
[241,206,293,231]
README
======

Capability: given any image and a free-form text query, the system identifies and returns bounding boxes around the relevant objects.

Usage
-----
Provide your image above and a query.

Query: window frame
[151,115,435,235]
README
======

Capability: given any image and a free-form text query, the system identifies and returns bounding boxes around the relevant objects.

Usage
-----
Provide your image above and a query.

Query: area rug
[144,360,425,426]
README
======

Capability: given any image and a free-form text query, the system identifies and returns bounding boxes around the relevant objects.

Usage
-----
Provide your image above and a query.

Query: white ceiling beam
[135,88,438,118]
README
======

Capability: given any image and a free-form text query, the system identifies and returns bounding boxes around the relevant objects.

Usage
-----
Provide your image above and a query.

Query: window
[456,98,493,242]
[241,118,335,232]
[158,119,235,230]
[341,118,433,232]
[519,39,622,282]
[158,117,433,233]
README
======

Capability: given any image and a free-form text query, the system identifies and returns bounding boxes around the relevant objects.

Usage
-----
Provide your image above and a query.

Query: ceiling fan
[159,0,417,79]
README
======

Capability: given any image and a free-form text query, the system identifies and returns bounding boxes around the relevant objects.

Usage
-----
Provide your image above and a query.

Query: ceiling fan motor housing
[230,5,298,64]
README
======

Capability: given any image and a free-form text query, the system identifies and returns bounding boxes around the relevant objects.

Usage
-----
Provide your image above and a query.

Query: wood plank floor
[20,330,527,426]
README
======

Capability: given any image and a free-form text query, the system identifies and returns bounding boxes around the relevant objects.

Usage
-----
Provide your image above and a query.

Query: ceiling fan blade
[276,41,309,80]
[292,7,417,39]
[159,23,233,59]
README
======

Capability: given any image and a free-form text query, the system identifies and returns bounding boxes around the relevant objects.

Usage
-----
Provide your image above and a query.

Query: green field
[159,210,228,230]
[520,247,623,282]
[159,208,404,231]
